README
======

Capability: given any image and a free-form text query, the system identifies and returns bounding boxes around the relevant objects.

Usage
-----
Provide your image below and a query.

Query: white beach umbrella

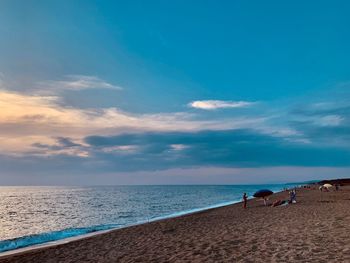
[323,183,333,189]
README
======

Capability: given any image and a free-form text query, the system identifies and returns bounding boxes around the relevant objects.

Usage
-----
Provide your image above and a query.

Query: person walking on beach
[243,193,248,209]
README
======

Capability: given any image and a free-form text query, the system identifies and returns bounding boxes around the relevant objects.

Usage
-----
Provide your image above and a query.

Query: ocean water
[0,184,300,253]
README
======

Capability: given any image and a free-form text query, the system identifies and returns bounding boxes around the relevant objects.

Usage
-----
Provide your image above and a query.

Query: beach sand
[1,185,350,262]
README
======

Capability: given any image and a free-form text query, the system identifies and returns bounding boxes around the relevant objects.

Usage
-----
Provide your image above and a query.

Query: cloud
[2,129,347,178]
[0,89,266,155]
[30,137,89,158]
[314,115,343,127]
[2,75,350,181]
[56,137,83,147]
[170,144,188,151]
[82,129,350,171]
[188,100,254,110]
[286,88,350,147]
[37,75,123,93]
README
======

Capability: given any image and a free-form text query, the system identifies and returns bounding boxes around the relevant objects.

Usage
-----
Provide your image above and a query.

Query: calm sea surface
[0,184,300,252]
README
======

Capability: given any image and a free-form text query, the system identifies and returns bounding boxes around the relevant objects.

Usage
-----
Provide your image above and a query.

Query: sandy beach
[1,185,350,263]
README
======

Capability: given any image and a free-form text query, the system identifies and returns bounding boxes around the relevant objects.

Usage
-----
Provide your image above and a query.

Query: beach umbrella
[253,189,273,198]
[253,189,273,206]
[323,183,333,189]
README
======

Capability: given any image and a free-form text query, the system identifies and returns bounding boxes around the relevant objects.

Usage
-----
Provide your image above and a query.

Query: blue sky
[0,0,350,184]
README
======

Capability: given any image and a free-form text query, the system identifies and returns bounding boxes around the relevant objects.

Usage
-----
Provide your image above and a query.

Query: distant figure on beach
[289,190,296,204]
[243,193,248,209]
[263,197,267,206]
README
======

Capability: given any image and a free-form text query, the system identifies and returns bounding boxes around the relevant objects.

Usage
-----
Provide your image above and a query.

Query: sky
[0,0,350,185]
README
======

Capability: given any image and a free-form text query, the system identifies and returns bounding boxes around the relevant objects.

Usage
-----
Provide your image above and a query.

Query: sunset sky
[1,0,350,185]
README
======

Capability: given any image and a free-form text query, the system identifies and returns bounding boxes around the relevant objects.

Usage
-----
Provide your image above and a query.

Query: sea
[0,184,302,253]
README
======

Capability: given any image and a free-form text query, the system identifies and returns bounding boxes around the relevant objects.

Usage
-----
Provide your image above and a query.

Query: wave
[0,224,119,253]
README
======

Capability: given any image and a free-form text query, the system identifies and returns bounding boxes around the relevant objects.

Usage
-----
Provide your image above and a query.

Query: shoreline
[3,182,350,262]
[0,185,304,262]
[0,198,243,257]
[0,183,300,255]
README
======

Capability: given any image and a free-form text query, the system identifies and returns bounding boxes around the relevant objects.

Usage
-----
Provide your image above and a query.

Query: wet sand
[1,185,350,262]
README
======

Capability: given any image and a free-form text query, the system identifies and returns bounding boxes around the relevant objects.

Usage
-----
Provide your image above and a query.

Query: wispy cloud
[188,100,254,110]
[313,115,343,127]
[38,75,123,93]
[285,86,350,147]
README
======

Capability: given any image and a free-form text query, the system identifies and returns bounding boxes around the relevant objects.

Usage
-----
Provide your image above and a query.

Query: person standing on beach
[289,189,297,203]
[292,190,296,203]
[243,193,248,209]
